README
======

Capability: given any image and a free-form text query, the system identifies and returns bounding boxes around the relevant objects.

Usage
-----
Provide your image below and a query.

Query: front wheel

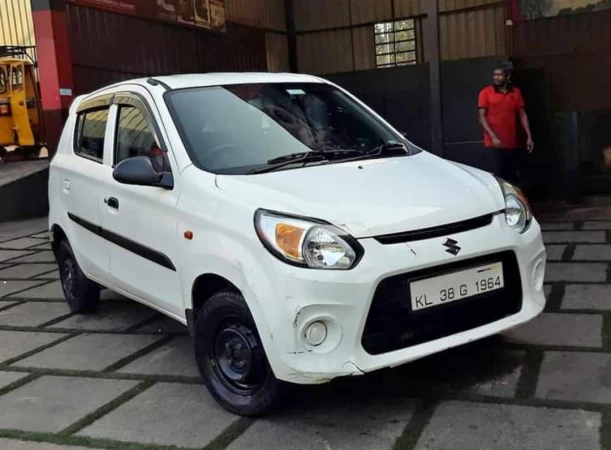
[194,290,284,416]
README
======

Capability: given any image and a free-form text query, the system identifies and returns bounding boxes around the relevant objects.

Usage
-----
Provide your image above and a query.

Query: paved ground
[0,216,610,450]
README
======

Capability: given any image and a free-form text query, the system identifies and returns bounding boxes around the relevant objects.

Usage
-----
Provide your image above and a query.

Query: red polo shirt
[478,85,525,149]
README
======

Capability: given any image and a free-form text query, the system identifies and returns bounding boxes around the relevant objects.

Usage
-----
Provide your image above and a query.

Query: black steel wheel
[194,290,285,416]
[56,239,100,314]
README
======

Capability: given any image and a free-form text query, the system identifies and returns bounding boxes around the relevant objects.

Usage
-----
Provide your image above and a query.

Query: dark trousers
[482,148,523,184]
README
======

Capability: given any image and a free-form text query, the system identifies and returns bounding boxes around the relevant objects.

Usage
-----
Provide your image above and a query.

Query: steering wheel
[203,143,246,168]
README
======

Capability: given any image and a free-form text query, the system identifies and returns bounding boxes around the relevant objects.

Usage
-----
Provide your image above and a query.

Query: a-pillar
[31,0,74,156]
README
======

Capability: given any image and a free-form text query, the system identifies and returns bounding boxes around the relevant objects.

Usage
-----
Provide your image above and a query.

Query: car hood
[215,152,505,238]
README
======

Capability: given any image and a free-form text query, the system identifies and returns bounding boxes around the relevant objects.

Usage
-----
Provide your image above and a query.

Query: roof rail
[146,77,171,91]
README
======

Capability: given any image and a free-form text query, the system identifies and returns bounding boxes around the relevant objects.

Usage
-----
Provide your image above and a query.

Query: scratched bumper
[249,214,546,384]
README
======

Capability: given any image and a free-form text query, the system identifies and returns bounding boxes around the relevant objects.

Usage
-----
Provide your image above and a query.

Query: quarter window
[75,108,109,162]
[115,105,170,173]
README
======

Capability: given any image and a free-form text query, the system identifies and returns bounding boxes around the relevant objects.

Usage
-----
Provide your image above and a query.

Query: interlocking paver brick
[78,383,239,448]
[0,250,34,263]
[0,238,47,250]
[562,284,611,310]
[35,269,58,280]
[0,301,70,327]
[0,330,68,364]
[0,300,19,310]
[50,301,157,331]
[537,352,611,404]
[573,245,611,261]
[228,396,416,450]
[119,337,199,377]
[414,401,601,450]
[136,315,188,334]
[0,218,47,242]
[545,245,566,261]
[100,289,129,301]
[0,371,28,390]
[544,285,552,297]
[29,232,50,240]
[0,263,59,279]
[0,376,137,432]
[503,313,602,348]
[541,223,574,231]
[27,242,52,251]
[10,280,64,299]
[545,263,607,282]
[0,439,95,450]
[0,280,46,298]
[13,333,162,371]
[582,221,611,230]
[543,231,605,244]
[460,351,524,398]
[8,251,56,264]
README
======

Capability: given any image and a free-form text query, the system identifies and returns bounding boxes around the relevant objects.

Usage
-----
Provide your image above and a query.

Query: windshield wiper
[337,142,408,162]
[250,149,364,174]
[248,144,407,175]
[249,152,327,174]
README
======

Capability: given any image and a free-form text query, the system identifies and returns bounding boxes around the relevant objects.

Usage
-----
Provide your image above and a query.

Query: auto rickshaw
[0,46,44,162]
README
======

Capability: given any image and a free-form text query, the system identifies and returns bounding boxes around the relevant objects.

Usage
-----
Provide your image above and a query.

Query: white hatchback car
[49,73,546,416]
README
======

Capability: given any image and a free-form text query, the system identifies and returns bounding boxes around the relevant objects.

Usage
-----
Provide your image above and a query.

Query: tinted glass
[167,83,404,174]
[75,108,109,161]
[115,105,170,172]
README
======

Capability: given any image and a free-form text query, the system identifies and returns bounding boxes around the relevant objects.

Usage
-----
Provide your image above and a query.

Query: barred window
[374,19,419,69]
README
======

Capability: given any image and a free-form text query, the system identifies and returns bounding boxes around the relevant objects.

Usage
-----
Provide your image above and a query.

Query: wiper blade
[336,143,408,163]
[266,152,323,165]
[250,152,327,174]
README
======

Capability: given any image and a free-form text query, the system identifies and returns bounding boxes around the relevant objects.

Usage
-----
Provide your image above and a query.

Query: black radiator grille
[374,214,494,245]
[361,251,522,355]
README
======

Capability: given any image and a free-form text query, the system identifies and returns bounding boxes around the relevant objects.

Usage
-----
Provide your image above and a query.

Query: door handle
[105,197,119,209]
[62,179,71,192]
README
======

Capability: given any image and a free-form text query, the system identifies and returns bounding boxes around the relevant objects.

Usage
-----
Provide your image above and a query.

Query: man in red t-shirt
[478,62,534,182]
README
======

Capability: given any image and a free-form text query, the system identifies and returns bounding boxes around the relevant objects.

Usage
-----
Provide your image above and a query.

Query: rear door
[98,90,183,317]
[56,96,112,279]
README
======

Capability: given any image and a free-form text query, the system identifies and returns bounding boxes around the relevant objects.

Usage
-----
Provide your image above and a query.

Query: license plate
[410,262,504,311]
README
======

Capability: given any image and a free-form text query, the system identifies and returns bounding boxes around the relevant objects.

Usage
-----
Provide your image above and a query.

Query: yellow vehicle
[0,46,44,162]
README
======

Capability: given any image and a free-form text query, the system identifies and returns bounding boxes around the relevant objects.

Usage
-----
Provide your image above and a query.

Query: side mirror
[113,156,173,189]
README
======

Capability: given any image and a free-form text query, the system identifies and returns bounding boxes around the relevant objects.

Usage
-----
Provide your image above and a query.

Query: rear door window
[74,108,109,162]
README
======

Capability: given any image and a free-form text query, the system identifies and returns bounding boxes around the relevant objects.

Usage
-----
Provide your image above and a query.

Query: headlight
[497,178,532,233]
[254,210,363,270]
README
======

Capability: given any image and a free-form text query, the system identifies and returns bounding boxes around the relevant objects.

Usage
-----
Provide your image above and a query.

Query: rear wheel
[194,290,284,416]
[56,239,100,314]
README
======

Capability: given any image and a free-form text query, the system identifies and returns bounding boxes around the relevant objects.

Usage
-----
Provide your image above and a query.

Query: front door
[99,92,183,318]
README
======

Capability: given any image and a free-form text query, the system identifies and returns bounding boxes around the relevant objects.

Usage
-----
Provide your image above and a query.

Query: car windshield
[166,82,416,175]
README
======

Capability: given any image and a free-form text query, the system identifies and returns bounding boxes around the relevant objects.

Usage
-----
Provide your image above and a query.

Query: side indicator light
[184,231,194,240]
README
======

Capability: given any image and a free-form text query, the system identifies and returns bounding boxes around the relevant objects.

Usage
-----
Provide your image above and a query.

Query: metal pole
[422,0,443,156]
[284,0,298,73]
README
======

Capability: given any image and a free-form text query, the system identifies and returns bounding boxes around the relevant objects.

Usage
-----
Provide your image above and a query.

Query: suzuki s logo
[443,238,461,256]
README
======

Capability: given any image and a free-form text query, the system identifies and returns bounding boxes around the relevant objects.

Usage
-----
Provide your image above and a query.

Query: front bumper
[251,214,546,384]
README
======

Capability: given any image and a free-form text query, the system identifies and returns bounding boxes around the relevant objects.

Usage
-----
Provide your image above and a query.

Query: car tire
[56,239,100,314]
[194,290,284,416]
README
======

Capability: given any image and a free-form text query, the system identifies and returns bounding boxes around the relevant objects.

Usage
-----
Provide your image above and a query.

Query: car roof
[77,72,330,108]
[153,72,326,89]
[89,73,325,93]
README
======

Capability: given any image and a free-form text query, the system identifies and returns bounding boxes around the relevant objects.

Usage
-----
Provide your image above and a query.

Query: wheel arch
[191,273,241,313]
[50,223,67,255]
